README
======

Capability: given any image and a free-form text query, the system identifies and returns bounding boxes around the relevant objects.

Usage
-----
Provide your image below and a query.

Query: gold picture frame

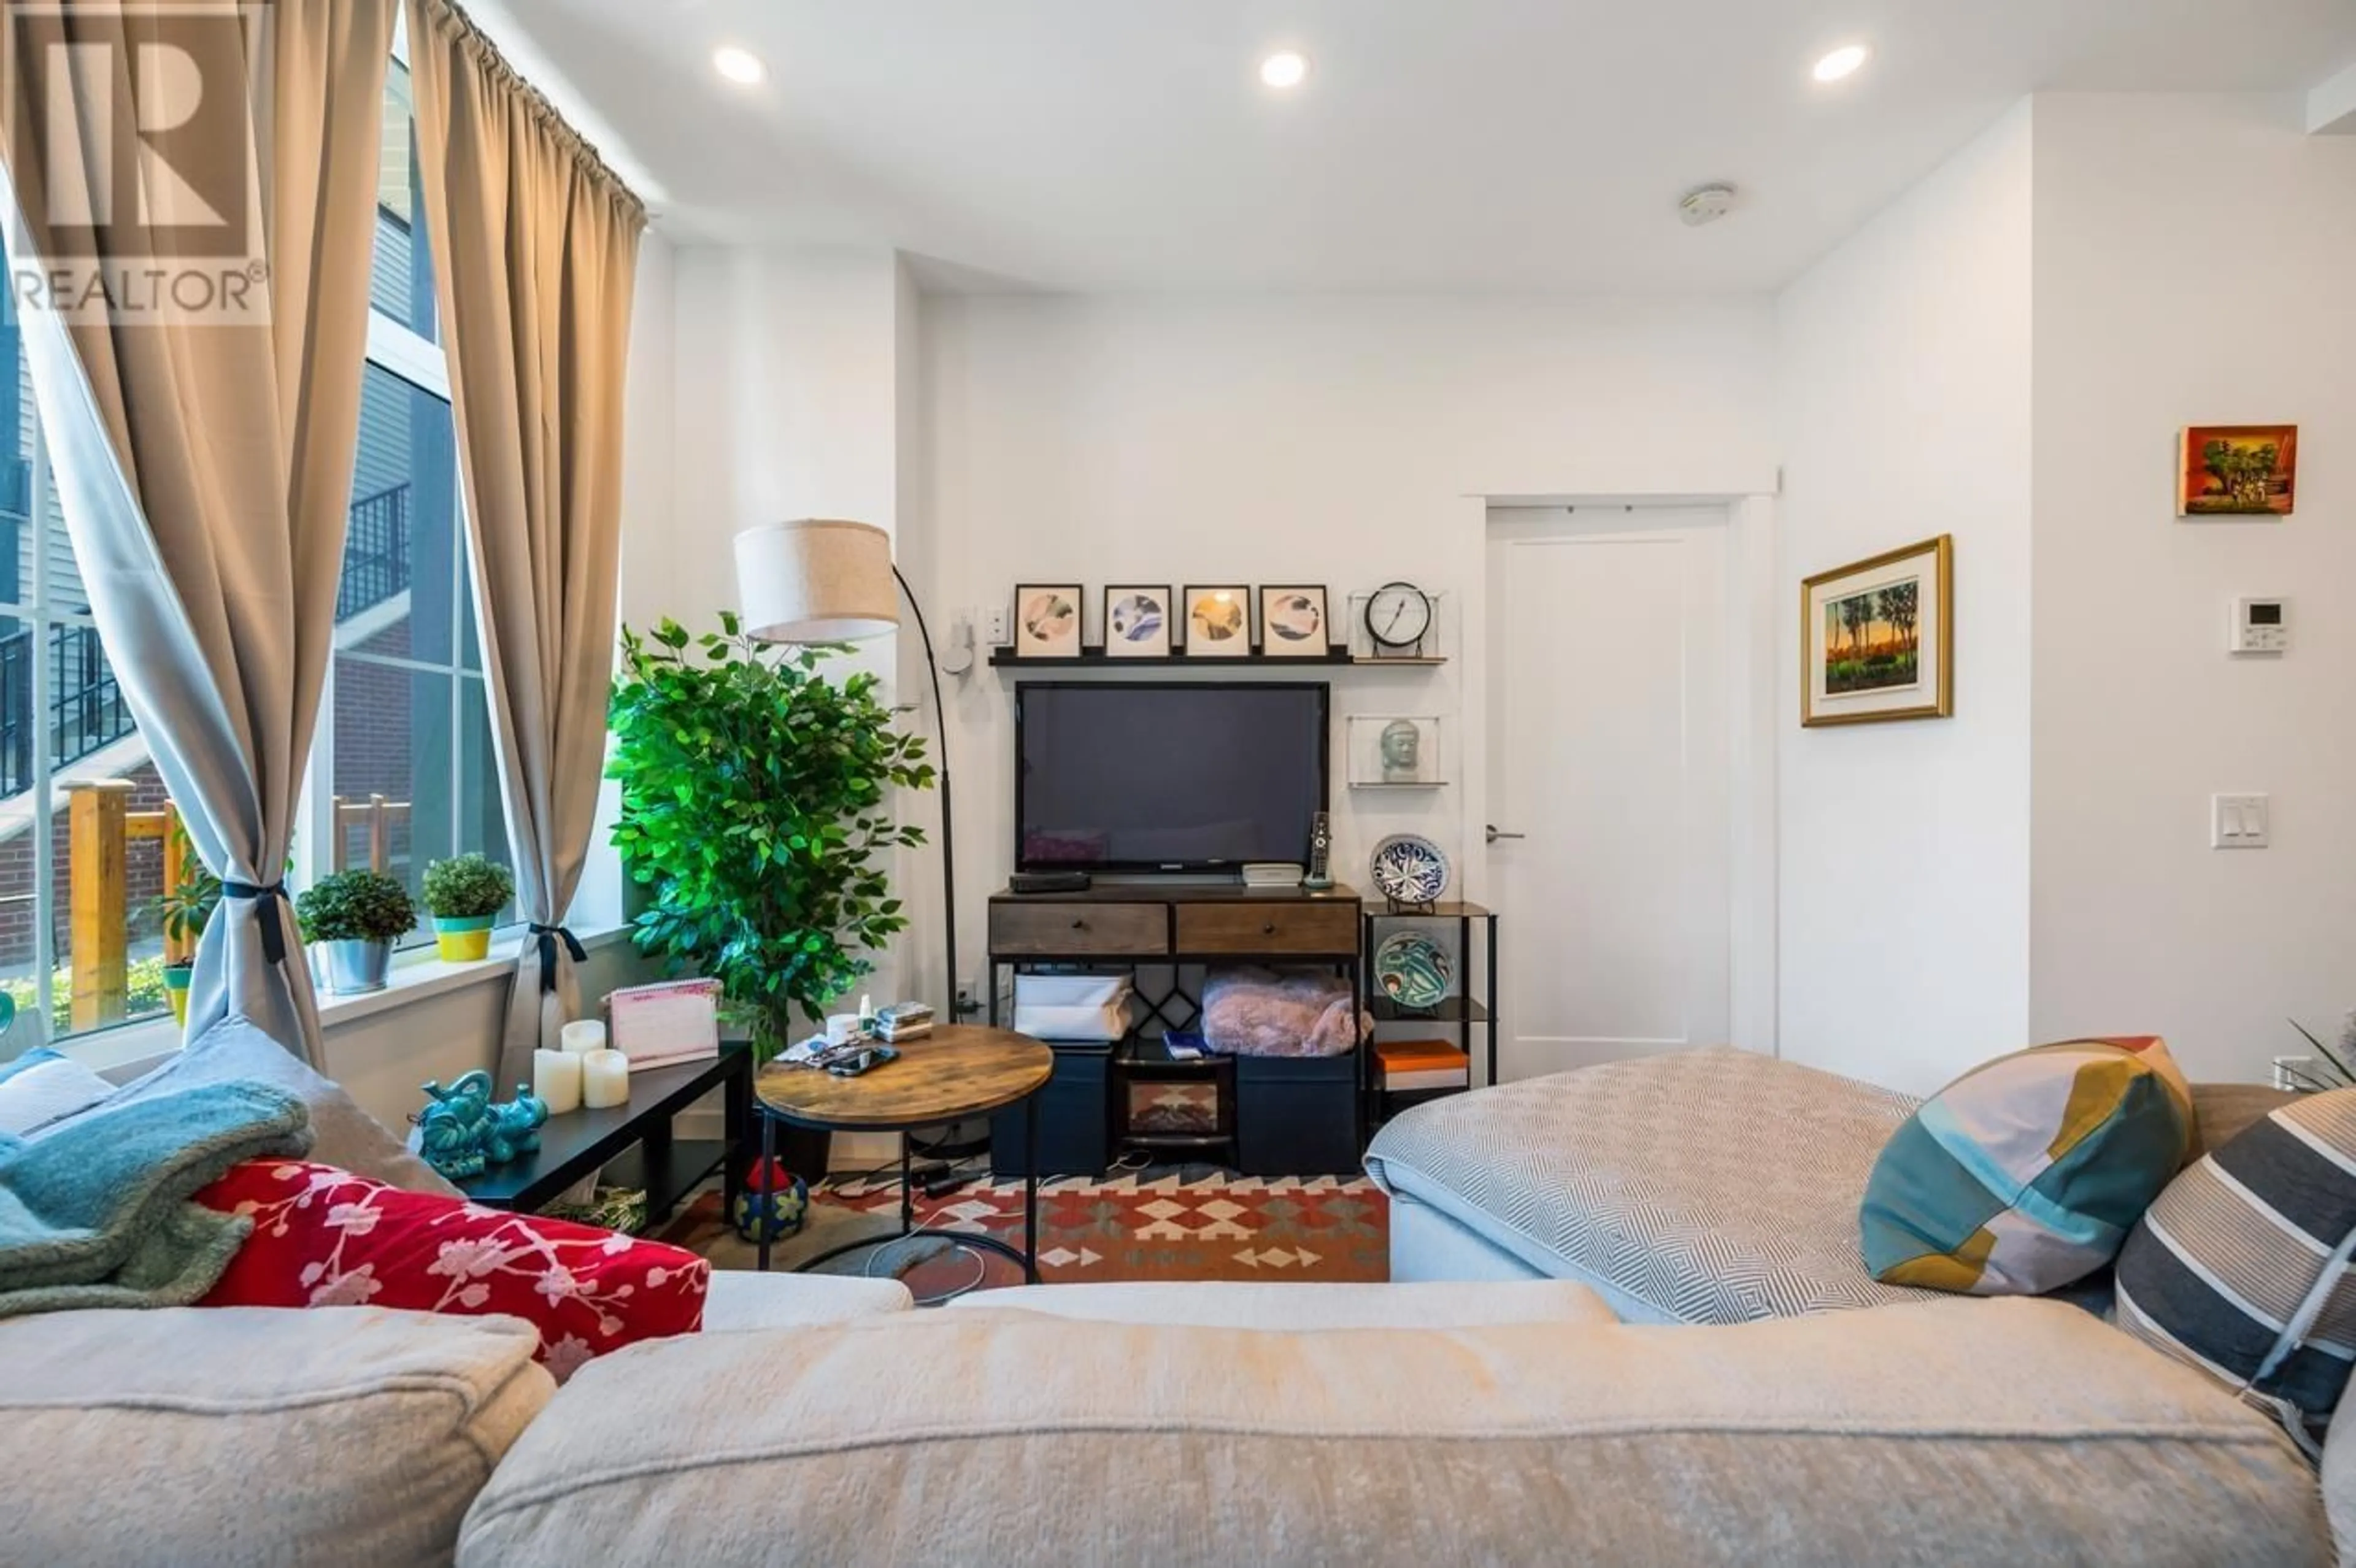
[1800,535,1953,728]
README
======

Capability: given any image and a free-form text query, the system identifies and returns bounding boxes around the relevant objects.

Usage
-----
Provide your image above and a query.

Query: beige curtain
[404,0,645,1088]
[0,1,395,1063]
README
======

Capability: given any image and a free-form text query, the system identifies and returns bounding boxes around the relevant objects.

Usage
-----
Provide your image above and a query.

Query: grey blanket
[0,1078,312,1316]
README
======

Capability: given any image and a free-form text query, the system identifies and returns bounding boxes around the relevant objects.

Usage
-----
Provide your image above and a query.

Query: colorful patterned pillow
[2115,1088,2356,1458]
[195,1160,709,1382]
[1860,1037,2194,1294]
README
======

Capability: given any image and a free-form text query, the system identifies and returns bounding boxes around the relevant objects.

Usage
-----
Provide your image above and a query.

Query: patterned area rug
[658,1169,1388,1292]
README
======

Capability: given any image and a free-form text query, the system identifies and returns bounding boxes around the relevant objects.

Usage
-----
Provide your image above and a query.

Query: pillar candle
[560,1019,607,1056]
[582,1048,631,1110]
[533,1049,583,1116]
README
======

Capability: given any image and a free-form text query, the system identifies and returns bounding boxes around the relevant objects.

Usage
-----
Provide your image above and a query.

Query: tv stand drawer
[991,902,1168,957]
[1176,902,1358,956]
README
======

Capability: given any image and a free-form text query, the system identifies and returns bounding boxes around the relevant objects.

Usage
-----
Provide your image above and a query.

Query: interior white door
[1485,509,1732,1079]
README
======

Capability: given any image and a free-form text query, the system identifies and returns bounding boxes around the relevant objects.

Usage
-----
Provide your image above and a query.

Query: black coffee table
[455,1043,752,1221]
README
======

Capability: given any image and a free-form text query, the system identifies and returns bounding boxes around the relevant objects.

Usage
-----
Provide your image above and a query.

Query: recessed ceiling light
[1812,44,1870,83]
[1260,51,1310,90]
[714,45,766,86]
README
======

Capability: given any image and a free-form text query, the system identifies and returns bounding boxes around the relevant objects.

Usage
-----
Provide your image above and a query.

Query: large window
[299,52,510,944]
[0,45,510,1057]
[0,305,161,1046]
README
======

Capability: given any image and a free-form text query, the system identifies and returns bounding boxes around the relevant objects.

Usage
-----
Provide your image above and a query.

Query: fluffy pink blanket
[1201,967,1369,1059]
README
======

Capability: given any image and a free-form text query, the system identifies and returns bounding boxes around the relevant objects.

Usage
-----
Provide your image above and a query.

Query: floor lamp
[733,519,958,1018]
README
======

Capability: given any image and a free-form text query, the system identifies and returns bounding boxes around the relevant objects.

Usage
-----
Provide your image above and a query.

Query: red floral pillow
[196,1161,707,1382]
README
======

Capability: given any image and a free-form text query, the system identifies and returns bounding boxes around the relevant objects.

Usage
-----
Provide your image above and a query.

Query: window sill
[56,924,636,1074]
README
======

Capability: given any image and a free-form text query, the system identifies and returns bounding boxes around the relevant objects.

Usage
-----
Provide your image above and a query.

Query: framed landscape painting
[2179,425,2297,517]
[1801,535,1952,728]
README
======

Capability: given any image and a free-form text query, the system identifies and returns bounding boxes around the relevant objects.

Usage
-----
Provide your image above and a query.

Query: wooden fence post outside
[158,801,192,967]
[66,779,133,1032]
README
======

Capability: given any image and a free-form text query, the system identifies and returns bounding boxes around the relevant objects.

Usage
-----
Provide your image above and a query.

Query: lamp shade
[733,519,901,644]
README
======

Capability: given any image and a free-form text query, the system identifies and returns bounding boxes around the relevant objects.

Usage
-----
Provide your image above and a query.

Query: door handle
[1486,824,1526,845]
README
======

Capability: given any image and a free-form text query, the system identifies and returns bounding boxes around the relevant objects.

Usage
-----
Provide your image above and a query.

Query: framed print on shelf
[1012,585,1082,658]
[1183,585,1251,657]
[2179,425,2297,518]
[1259,585,1331,657]
[1103,585,1172,659]
[1801,535,1952,728]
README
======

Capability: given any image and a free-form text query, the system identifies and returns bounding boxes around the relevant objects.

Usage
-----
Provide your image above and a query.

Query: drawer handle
[1071,918,1087,930]
[1262,922,1277,935]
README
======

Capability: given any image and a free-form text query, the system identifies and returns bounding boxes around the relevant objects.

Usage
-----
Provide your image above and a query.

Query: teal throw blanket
[0,1079,312,1316]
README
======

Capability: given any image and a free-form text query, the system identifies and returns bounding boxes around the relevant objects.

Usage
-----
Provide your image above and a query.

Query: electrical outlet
[2276,1055,2319,1092]
[984,604,1010,647]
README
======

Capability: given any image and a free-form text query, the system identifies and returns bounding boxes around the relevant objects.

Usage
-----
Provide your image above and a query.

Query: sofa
[1,1273,2341,1566]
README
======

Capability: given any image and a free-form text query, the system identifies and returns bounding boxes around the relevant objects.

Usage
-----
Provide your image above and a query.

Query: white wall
[1775,105,2037,1093]
[2030,94,2356,1082]
[917,293,1778,1002]
[668,246,922,1012]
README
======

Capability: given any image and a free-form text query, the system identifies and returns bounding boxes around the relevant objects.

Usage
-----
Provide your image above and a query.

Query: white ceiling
[490,0,2356,293]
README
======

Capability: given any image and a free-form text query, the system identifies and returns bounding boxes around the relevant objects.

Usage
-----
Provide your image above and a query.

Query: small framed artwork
[1259,585,1331,657]
[1801,535,1952,728]
[1012,585,1082,658]
[1183,585,1251,656]
[1103,585,1172,658]
[2179,425,2297,517]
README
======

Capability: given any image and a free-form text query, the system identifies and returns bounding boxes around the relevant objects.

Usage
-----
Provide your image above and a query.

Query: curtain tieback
[222,880,293,965]
[529,923,587,992]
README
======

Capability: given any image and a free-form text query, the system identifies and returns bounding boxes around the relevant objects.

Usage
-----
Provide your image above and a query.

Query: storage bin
[1013,974,1133,1043]
[991,1040,1113,1178]
[1235,1050,1362,1177]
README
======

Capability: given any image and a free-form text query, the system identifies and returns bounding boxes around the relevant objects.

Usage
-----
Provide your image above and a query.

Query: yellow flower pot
[433,915,495,963]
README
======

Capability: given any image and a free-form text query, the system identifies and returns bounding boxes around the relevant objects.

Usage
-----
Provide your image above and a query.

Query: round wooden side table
[752,1024,1053,1280]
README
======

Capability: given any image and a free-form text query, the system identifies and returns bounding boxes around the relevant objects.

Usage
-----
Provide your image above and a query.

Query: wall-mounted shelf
[989,645,1352,668]
[1352,655,1449,667]
[1349,780,1450,791]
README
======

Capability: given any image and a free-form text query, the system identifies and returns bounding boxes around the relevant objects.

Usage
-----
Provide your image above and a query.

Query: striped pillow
[1860,1037,2194,1294]
[2115,1088,2356,1457]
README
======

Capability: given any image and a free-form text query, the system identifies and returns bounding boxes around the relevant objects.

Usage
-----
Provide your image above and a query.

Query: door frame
[1455,492,1779,1059]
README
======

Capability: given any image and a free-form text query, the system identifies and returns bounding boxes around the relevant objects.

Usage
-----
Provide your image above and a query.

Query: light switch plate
[2212,793,2271,849]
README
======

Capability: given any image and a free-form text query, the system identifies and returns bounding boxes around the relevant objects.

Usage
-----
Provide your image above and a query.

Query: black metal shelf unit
[1363,902,1499,1127]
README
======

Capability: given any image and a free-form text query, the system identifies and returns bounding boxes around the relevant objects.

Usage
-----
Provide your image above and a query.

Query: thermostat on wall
[2230,596,2290,655]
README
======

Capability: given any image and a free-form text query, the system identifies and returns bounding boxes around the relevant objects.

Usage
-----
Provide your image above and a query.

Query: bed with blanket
[1366,1048,1959,1324]
[1365,1047,2287,1325]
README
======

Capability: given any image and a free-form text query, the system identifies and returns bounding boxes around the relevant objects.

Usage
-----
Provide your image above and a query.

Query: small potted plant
[296,870,417,995]
[152,820,220,1026]
[421,853,514,962]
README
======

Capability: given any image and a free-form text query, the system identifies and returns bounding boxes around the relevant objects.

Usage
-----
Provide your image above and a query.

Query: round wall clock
[1374,931,1454,1011]
[1363,581,1434,652]
[1369,832,1450,906]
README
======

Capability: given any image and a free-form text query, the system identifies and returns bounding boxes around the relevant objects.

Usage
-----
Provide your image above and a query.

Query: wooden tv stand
[986,881,1365,974]
[984,882,1366,1178]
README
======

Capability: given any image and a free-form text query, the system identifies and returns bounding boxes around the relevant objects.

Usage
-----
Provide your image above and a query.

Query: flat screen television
[1015,682,1329,873]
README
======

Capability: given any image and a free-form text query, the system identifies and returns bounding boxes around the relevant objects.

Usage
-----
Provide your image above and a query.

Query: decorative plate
[1374,931,1453,1011]
[1369,833,1450,905]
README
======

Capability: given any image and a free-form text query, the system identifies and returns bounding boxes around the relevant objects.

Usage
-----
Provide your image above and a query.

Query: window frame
[296,56,507,955]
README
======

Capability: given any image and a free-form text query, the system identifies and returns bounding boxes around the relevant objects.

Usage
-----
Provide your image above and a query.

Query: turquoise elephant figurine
[483,1086,549,1164]
[415,1070,496,1181]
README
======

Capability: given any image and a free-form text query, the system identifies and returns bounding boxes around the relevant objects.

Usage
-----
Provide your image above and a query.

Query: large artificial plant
[608,614,934,1057]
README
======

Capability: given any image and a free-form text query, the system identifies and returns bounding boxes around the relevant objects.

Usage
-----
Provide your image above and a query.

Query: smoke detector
[1679,183,1739,228]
